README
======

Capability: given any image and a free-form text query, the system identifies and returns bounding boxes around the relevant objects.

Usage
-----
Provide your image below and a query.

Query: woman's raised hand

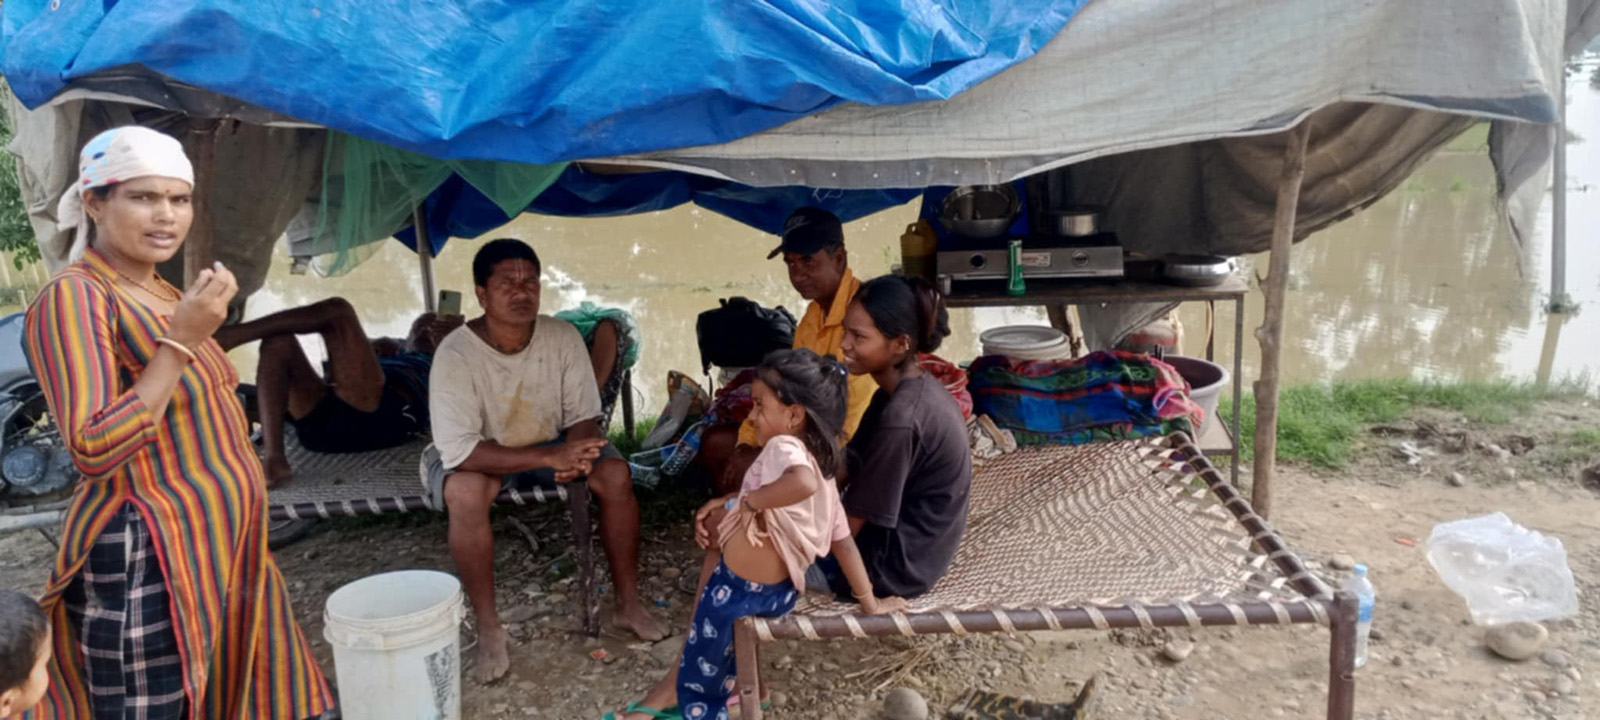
[168,262,238,348]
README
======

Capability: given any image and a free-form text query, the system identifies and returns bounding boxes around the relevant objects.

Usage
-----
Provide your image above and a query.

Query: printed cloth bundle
[967,350,1201,446]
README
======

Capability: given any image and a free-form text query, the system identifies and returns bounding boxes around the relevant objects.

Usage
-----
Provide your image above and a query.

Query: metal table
[946,274,1248,483]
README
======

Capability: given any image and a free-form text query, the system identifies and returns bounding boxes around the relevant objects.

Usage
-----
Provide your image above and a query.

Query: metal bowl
[940,185,1019,239]
[1159,254,1236,286]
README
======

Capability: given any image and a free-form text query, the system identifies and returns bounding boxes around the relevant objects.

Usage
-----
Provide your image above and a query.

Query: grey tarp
[616,0,1598,347]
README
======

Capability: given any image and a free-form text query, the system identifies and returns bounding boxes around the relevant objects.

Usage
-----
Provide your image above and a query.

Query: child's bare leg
[621,549,724,720]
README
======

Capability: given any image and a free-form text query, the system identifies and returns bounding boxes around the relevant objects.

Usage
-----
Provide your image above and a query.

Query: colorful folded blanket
[967,350,1201,446]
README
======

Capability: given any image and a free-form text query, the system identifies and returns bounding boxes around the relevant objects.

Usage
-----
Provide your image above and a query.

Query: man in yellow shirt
[700,207,877,494]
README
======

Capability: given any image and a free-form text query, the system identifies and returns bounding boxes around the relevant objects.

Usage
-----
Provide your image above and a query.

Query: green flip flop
[602,700,681,720]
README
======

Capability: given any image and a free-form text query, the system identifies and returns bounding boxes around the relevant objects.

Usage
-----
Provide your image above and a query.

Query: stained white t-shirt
[428,316,601,471]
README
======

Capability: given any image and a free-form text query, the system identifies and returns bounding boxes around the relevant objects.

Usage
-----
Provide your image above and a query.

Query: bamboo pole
[413,206,438,312]
[181,119,221,288]
[1250,122,1312,520]
[1550,66,1568,311]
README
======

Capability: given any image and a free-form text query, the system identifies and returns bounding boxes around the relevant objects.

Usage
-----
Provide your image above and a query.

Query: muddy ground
[5,400,1600,720]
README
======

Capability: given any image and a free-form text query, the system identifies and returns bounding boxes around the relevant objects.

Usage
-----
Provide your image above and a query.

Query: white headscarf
[51,126,195,268]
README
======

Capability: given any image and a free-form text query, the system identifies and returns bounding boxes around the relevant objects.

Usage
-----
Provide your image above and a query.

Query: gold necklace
[109,266,181,302]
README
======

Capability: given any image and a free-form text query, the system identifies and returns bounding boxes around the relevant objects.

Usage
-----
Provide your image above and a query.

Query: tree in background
[0,91,38,271]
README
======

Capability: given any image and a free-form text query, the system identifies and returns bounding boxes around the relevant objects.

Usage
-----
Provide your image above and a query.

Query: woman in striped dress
[21,126,333,719]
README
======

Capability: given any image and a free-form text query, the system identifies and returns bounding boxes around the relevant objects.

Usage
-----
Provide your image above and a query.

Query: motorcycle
[0,311,310,549]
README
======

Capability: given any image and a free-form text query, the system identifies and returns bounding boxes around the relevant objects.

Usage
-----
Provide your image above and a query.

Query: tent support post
[414,206,438,313]
[182,118,221,288]
[1550,65,1568,311]
[1251,121,1311,521]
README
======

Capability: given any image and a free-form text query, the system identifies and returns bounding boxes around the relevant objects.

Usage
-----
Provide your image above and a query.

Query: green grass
[607,416,657,456]
[1554,427,1600,466]
[1220,378,1590,469]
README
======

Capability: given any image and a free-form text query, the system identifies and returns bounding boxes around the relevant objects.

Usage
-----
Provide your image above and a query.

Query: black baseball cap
[767,207,844,259]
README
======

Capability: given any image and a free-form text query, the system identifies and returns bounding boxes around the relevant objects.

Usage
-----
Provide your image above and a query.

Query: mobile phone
[438,290,462,316]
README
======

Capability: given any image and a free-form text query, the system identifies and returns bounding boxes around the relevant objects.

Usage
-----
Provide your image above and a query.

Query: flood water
[26,62,1600,418]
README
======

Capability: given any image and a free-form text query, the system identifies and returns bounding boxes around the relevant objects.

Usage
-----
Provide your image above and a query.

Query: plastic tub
[1161,355,1230,437]
[979,325,1072,361]
[324,570,466,720]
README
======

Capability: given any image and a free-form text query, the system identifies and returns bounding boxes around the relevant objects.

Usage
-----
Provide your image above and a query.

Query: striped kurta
[22,249,334,719]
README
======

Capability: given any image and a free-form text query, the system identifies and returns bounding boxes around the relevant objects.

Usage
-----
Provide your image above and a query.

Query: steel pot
[941,185,1020,239]
[1050,206,1103,237]
[1159,254,1236,286]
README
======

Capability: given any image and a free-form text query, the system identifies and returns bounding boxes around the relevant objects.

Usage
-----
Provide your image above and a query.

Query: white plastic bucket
[323,570,466,720]
[980,325,1072,361]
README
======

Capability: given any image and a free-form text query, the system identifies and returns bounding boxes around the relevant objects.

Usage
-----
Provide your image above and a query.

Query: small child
[680,348,904,720]
[607,349,907,720]
[1,591,50,719]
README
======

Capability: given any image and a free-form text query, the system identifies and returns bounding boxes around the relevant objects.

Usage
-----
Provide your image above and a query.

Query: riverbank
[3,384,1598,719]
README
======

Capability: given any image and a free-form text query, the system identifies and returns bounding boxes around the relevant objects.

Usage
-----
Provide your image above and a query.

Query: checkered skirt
[60,504,187,720]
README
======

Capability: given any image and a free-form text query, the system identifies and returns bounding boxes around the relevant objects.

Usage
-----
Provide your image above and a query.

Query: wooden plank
[1250,122,1312,520]
[1197,419,1234,457]
[945,274,1248,309]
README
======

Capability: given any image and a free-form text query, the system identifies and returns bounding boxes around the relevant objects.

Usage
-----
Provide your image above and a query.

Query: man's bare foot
[264,456,294,488]
[473,626,511,684]
[616,601,667,642]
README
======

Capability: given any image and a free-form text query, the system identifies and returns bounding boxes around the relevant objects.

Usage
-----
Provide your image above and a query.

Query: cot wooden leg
[736,619,763,720]
[622,369,636,438]
[568,482,600,636]
[1327,592,1358,720]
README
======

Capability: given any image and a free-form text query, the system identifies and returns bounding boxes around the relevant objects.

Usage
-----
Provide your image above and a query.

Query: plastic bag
[1425,512,1579,625]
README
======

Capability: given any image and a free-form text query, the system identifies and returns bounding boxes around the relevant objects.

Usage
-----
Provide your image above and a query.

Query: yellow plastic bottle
[899,219,937,281]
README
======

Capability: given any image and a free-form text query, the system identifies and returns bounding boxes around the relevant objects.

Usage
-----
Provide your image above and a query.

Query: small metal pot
[1050,206,1103,237]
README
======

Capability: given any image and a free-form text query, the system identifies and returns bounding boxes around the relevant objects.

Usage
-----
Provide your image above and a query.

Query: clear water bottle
[1343,563,1376,668]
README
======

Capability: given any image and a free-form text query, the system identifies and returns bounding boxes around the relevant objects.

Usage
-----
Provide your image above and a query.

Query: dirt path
[3,402,1598,719]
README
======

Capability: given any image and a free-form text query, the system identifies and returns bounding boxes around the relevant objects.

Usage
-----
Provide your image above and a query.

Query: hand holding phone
[438,290,463,317]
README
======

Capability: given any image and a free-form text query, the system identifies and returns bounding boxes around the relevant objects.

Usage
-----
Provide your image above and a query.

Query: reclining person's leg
[256,334,329,486]
[443,470,512,683]
[215,297,387,411]
[587,318,620,391]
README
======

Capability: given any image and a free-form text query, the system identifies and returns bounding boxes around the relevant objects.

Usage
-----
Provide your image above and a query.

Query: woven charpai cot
[266,432,567,521]
[791,436,1329,616]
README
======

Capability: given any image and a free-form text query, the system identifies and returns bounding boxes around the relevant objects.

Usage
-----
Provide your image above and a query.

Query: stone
[1329,555,1357,571]
[1161,640,1196,663]
[770,692,788,708]
[1563,667,1581,683]
[1553,676,1576,696]
[1525,691,1547,704]
[649,637,685,666]
[501,605,538,624]
[548,593,568,605]
[883,687,929,720]
[1400,600,1416,612]
[1368,627,1387,643]
[661,567,682,580]
[1448,472,1469,488]
[1542,650,1573,669]
[1002,638,1026,654]
[1168,695,1196,708]
[1486,622,1550,661]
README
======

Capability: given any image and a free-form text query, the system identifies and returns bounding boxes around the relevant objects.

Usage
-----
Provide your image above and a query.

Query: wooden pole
[1250,122,1311,520]
[181,119,221,288]
[413,206,438,313]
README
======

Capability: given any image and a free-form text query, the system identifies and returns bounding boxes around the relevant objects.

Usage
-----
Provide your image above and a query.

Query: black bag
[695,297,797,373]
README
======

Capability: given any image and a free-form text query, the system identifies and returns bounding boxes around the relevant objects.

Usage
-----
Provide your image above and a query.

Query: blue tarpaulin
[2,0,1086,163]
[396,167,921,254]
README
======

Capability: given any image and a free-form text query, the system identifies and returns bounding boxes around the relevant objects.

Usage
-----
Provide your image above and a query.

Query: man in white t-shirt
[425,239,664,683]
